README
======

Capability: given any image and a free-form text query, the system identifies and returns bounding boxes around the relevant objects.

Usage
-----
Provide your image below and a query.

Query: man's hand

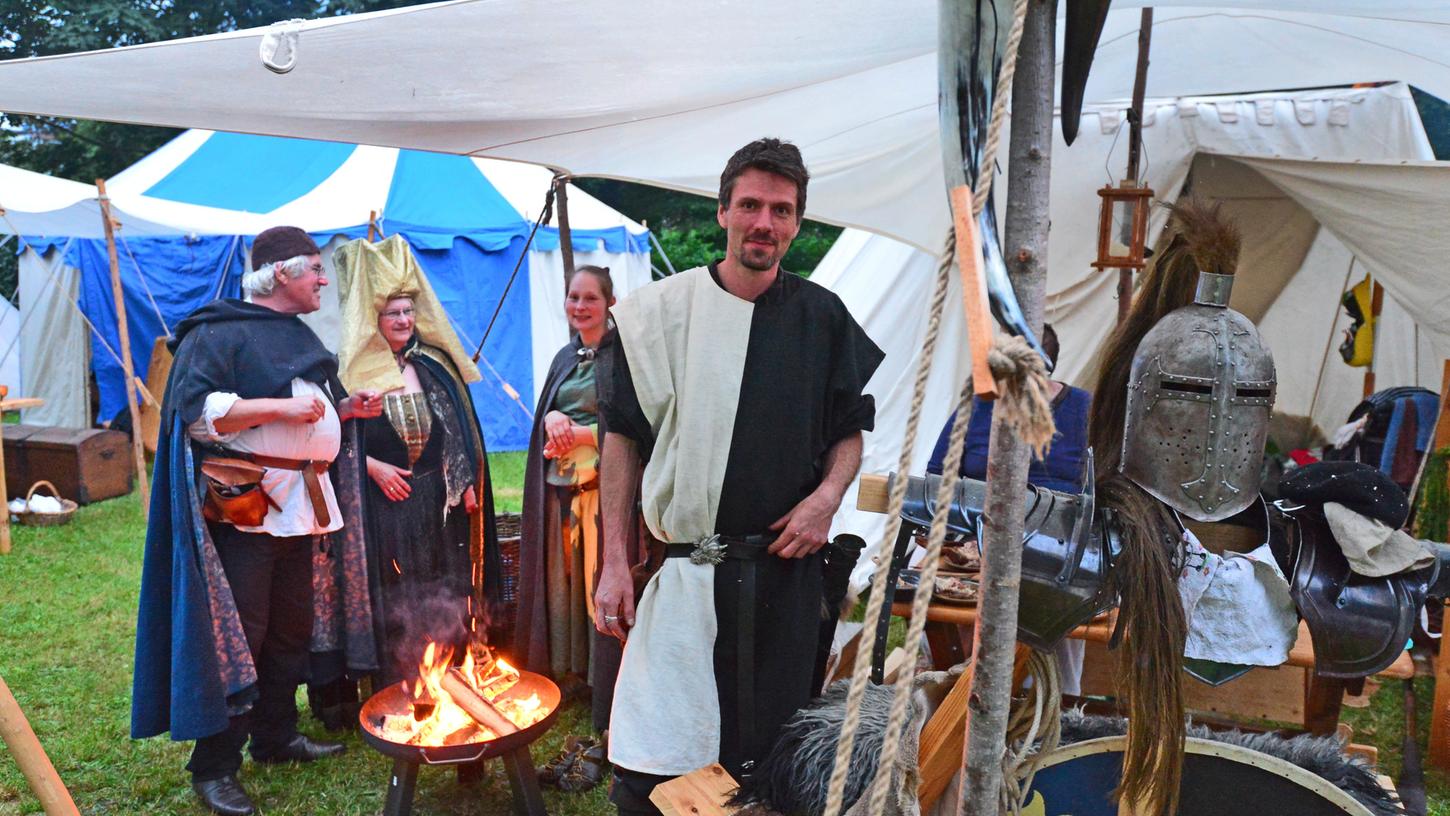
[593,564,636,642]
[768,489,840,558]
[340,389,384,421]
[279,395,327,424]
[542,411,577,456]
[463,485,478,514]
[367,456,413,502]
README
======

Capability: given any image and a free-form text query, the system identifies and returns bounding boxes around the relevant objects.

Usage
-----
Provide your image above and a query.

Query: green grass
[3,467,1450,813]
[488,451,526,515]
[0,461,605,816]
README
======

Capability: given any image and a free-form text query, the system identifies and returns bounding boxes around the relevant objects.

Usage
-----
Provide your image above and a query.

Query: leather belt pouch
[200,457,277,527]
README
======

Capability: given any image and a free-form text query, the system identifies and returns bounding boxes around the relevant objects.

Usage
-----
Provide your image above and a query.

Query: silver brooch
[690,534,727,566]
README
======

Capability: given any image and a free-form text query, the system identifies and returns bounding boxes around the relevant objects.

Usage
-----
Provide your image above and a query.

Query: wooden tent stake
[96,180,150,518]
[0,673,80,815]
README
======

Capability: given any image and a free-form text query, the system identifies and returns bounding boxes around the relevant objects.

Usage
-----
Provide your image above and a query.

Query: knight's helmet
[1120,209,1277,522]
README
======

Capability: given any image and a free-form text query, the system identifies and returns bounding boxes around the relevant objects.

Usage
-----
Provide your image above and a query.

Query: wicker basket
[15,480,78,527]
[494,512,522,638]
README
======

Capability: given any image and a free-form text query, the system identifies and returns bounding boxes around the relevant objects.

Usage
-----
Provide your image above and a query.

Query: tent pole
[0,672,80,815]
[554,174,576,286]
[96,179,150,519]
[1117,7,1153,324]
[960,0,1055,810]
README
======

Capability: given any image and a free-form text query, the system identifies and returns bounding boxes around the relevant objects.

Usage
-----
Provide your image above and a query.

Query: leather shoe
[253,734,346,764]
[192,774,256,816]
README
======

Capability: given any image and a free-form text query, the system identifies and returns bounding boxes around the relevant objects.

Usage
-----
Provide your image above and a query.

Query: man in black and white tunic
[594,139,883,814]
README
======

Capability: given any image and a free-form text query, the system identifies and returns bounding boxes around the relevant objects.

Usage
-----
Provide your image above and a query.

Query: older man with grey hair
[132,226,383,816]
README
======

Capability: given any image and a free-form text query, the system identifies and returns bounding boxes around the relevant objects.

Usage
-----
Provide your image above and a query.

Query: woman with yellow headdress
[332,235,502,688]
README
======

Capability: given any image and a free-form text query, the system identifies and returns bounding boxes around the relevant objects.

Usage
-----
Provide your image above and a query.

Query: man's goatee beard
[739,248,778,272]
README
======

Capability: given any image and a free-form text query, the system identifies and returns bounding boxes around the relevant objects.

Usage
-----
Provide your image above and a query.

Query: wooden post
[1116,7,1153,325]
[0,397,44,554]
[367,210,379,242]
[1425,360,1450,771]
[960,0,1056,811]
[554,174,576,287]
[96,179,150,518]
[0,673,80,815]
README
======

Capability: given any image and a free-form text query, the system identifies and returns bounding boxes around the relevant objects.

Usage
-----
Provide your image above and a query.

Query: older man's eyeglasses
[381,308,415,321]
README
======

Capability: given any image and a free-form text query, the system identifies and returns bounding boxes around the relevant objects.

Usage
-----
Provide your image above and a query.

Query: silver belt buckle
[690,534,727,566]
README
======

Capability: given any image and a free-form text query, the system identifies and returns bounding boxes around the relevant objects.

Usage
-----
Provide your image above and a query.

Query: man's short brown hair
[718,138,809,222]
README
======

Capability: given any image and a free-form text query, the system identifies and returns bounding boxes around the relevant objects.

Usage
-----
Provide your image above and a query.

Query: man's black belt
[665,533,773,774]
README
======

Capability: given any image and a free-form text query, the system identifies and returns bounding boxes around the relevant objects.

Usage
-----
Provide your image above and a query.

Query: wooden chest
[3,425,133,505]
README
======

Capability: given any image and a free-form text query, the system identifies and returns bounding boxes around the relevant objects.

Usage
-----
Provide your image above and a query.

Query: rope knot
[985,335,1057,460]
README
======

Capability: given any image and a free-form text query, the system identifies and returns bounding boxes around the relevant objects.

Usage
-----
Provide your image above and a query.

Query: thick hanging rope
[821,1,1039,813]
[1000,650,1062,815]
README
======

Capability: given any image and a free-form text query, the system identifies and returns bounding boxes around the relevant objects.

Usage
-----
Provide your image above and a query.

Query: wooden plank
[896,603,1413,680]
[648,763,739,816]
[856,472,890,513]
[918,662,975,810]
[882,647,910,684]
[1079,639,1307,725]
[948,185,999,401]
[0,398,43,411]
[827,622,865,685]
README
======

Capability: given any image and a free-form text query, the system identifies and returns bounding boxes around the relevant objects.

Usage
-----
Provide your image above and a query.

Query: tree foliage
[0,0,418,182]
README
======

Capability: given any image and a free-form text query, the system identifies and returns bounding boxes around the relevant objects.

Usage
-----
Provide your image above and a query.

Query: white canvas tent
[6,139,651,440]
[1,0,1448,556]
[0,1,1445,252]
[818,82,1450,576]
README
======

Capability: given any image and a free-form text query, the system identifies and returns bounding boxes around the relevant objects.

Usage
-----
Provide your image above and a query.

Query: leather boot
[192,774,256,816]
[253,734,346,764]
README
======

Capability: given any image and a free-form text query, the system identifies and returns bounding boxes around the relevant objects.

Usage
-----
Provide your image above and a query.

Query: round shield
[1022,736,1377,815]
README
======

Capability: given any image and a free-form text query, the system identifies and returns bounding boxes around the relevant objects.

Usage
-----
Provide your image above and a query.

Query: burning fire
[380,641,549,747]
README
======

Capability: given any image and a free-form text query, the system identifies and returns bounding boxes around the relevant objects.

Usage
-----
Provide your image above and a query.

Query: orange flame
[384,640,549,747]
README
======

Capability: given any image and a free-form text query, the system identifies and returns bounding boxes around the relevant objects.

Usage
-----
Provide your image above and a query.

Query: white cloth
[609,266,753,543]
[1323,501,1434,577]
[606,267,755,774]
[608,559,721,775]
[1177,526,1298,667]
[189,378,343,536]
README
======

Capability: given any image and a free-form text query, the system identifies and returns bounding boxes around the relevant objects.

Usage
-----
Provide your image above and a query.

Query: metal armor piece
[1121,272,1276,522]
[1273,502,1446,678]
[894,452,1117,651]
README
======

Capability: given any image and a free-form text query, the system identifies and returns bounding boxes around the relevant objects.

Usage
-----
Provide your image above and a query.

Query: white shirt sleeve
[188,391,243,443]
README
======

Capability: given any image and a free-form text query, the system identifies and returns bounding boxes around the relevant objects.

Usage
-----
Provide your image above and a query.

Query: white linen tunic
[189,378,343,537]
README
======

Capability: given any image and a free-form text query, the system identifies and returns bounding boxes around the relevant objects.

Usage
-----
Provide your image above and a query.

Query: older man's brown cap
[251,226,321,270]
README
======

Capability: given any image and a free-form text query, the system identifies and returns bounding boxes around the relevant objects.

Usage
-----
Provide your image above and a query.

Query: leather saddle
[1272,501,1450,678]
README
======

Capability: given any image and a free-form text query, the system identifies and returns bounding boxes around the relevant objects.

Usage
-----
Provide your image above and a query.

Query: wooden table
[892,601,1412,737]
[0,397,47,555]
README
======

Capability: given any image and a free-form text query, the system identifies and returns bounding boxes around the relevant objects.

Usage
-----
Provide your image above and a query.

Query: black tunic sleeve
[822,300,884,445]
[595,337,655,460]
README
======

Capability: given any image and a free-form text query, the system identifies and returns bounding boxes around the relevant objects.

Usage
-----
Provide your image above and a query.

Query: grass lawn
[1,449,1448,813]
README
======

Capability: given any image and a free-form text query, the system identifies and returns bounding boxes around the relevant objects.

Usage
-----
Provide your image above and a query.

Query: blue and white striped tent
[19,130,652,450]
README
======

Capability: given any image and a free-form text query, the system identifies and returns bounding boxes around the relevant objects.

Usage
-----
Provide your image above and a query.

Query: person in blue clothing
[924,323,1090,692]
[926,324,1089,492]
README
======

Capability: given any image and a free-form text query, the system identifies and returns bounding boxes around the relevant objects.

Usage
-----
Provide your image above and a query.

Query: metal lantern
[1091,180,1153,271]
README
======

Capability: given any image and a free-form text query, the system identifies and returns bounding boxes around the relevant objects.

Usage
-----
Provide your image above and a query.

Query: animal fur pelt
[1059,710,1404,816]
[734,684,1402,816]
[732,667,959,816]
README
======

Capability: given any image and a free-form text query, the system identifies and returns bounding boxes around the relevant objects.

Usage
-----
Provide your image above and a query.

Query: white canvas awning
[0,2,1446,251]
